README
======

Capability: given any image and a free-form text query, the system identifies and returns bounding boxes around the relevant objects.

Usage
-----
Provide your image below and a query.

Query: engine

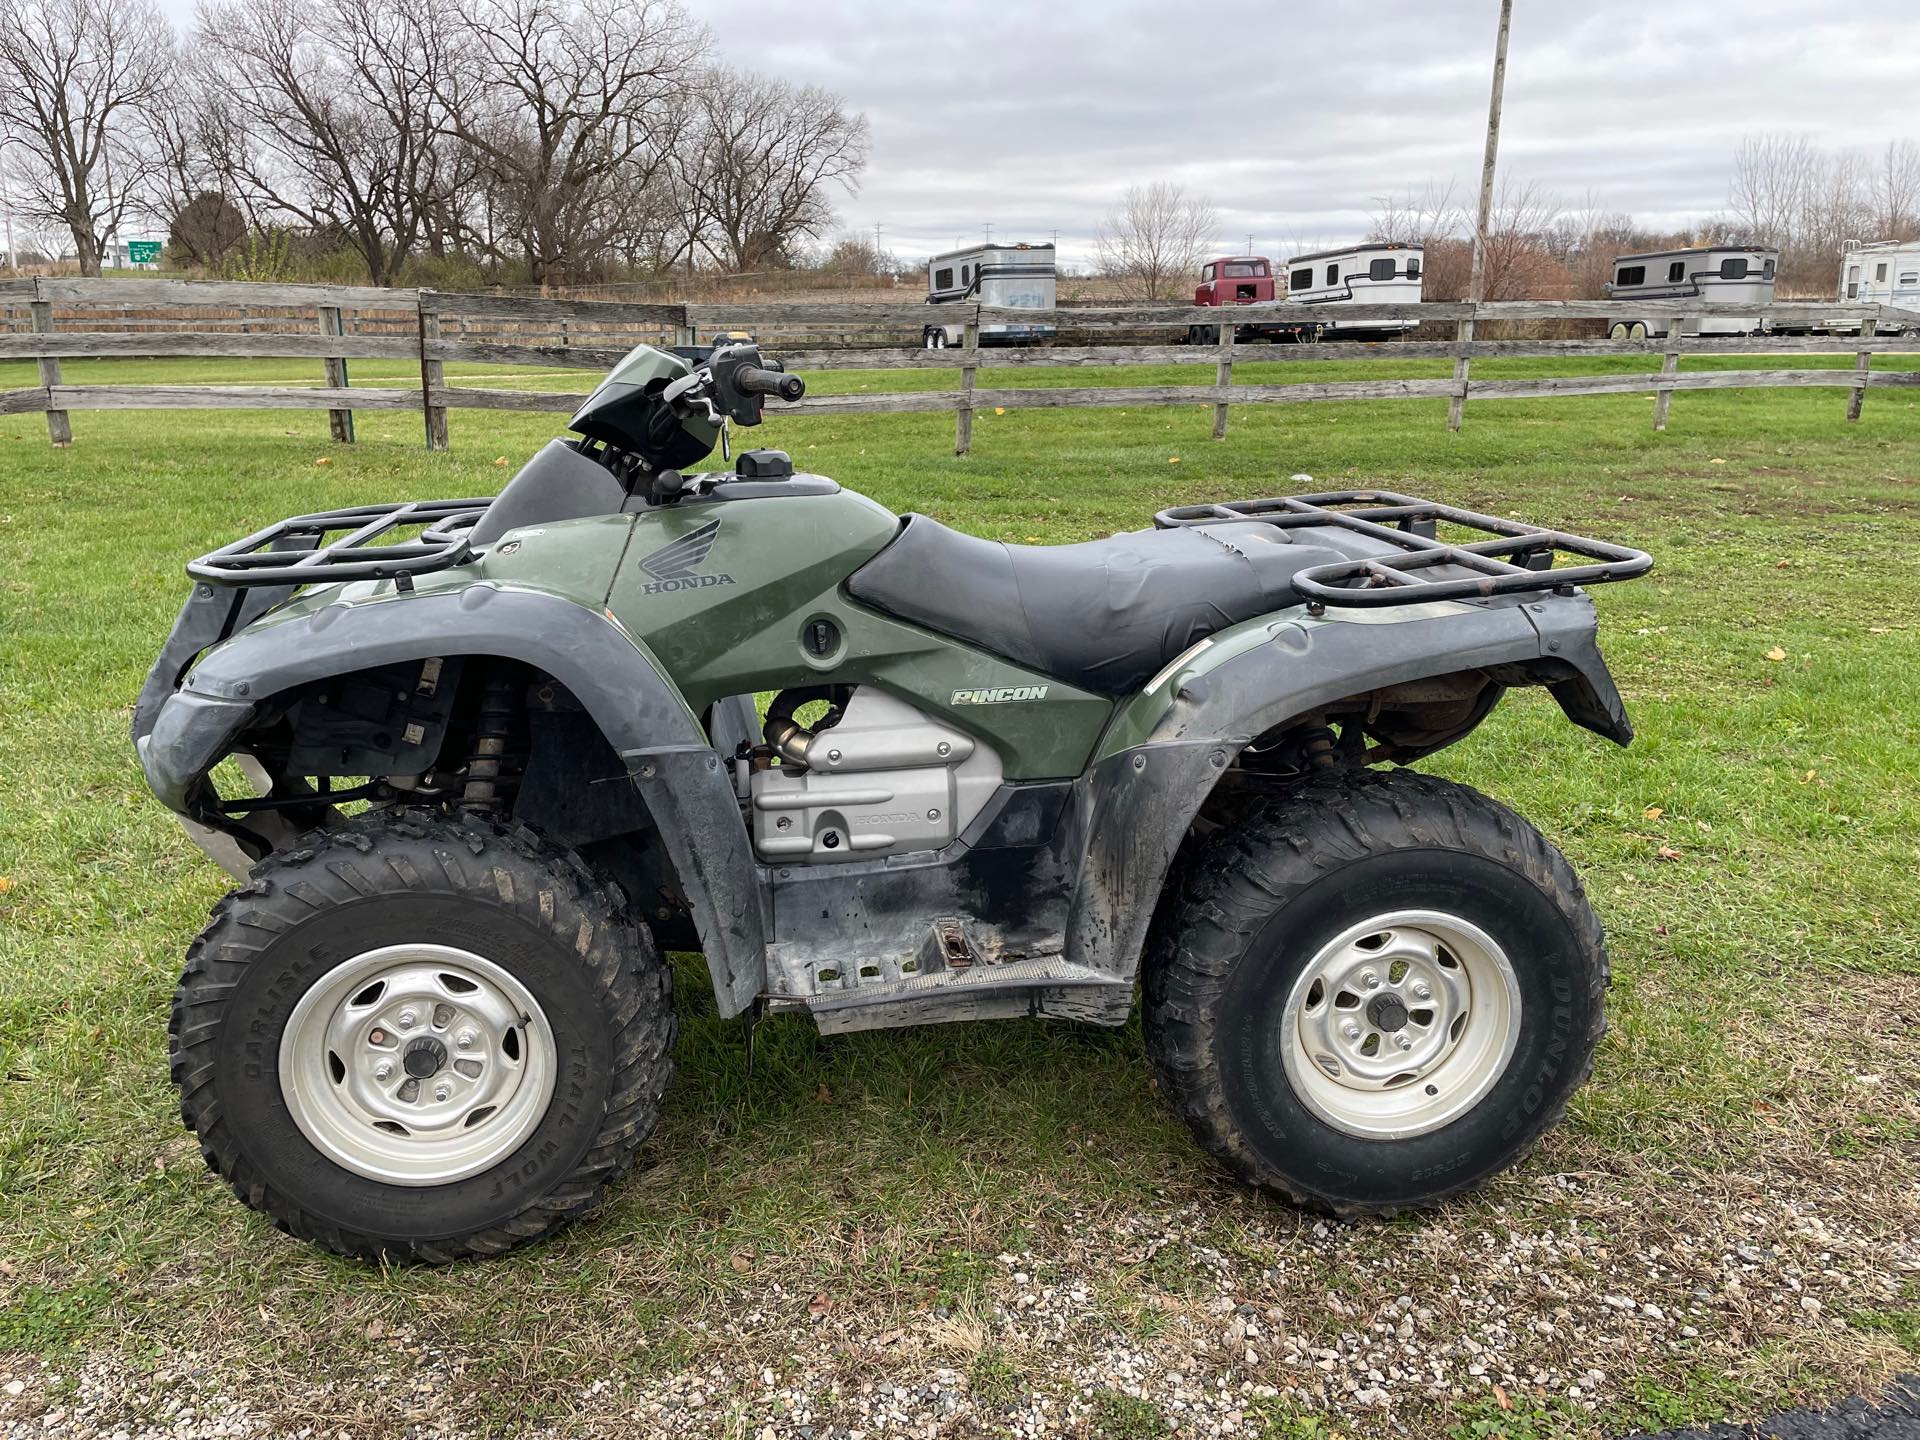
[746,688,1002,863]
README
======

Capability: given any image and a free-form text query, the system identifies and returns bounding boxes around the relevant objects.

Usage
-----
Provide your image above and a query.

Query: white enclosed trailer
[923,242,1057,349]
[1282,243,1424,338]
[1604,246,1777,338]
[1830,242,1920,334]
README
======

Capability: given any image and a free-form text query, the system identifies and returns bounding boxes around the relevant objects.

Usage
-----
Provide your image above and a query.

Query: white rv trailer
[1603,246,1777,338]
[1281,243,1424,338]
[1828,241,1920,334]
[923,242,1057,348]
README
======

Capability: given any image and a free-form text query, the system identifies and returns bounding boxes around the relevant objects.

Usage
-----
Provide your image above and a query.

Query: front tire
[169,811,674,1262]
[1143,771,1606,1216]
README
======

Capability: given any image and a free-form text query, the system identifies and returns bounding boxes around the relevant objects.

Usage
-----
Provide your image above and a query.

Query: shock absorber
[461,672,519,810]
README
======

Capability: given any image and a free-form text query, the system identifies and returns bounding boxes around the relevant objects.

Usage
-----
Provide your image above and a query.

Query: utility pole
[1450,0,1512,432]
[984,222,993,244]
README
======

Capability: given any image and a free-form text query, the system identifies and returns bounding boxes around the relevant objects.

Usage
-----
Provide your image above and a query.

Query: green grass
[1,359,1917,1434]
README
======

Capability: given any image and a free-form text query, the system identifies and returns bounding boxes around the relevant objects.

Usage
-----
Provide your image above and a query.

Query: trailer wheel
[1608,322,1629,341]
[923,328,947,351]
[1628,322,1649,340]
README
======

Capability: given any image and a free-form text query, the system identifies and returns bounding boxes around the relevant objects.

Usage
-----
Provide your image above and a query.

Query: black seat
[847,515,1354,696]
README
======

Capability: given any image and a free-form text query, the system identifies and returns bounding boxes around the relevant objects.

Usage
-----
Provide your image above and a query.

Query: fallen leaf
[1776,559,1792,569]
[807,1291,832,1317]
[1765,646,1787,662]
[1494,1384,1513,1411]
[493,455,509,467]
[366,1320,386,1340]
[1168,456,1181,464]
[314,457,334,467]
[1709,457,1726,464]
[0,876,11,894]
[993,406,1006,415]
[814,1083,832,1103]
[1657,845,1683,861]
[1643,806,1664,820]
[729,1251,752,1273]
[1800,769,1817,784]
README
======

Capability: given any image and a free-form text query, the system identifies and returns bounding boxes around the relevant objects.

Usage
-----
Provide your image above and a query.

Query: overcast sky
[712,0,1919,267]
[152,0,1919,268]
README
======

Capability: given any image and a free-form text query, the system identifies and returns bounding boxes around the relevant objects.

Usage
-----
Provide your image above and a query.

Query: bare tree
[1095,182,1217,300]
[436,0,706,285]
[1870,138,1920,242]
[1474,179,1563,300]
[675,70,868,272]
[1729,132,1820,250]
[194,0,453,285]
[1367,181,1461,247]
[0,0,174,274]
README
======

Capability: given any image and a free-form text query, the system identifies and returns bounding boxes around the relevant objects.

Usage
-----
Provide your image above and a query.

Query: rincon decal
[951,685,1048,705]
[639,519,735,594]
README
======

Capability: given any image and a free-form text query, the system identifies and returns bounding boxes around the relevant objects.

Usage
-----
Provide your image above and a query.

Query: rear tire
[1143,770,1606,1216]
[169,811,674,1262]
[1608,322,1629,341]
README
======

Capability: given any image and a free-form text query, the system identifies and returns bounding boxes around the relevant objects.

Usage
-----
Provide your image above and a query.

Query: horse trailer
[1831,242,1920,334]
[1604,246,1777,338]
[923,242,1056,349]
[1281,243,1424,339]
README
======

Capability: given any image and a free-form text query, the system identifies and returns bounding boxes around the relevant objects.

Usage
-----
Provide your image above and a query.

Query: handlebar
[734,364,805,402]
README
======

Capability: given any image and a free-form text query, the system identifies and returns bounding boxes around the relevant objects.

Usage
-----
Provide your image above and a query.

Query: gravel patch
[4,1166,1915,1439]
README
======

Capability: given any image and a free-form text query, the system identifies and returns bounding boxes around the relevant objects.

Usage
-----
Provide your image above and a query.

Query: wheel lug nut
[1360,971,1380,990]
[1341,1021,1362,1041]
[397,1010,417,1030]
[1411,982,1432,1000]
[1396,1035,1414,1052]
[433,1085,451,1103]
[373,1060,394,1081]
[368,1028,386,1045]
[456,1029,477,1050]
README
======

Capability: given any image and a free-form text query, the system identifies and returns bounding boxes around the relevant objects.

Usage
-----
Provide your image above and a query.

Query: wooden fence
[3,277,1916,454]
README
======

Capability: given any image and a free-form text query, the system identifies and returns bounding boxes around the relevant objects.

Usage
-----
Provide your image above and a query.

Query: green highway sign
[127,240,162,264]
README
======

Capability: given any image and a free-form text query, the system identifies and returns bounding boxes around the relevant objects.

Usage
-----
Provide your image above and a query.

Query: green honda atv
[133,341,1651,1262]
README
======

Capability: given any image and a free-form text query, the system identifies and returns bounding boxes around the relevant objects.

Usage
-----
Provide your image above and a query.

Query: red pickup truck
[1189,256,1313,344]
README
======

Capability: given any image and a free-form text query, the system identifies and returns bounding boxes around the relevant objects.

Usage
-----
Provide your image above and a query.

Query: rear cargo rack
[186,498,491,589]
[1154,489,1652,608]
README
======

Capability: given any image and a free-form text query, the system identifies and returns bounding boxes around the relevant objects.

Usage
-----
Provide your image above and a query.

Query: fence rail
[2,278,1915,453]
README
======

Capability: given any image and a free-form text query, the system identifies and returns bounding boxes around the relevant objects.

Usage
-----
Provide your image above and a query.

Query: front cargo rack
[186,498,492,589]
[1154,489,1652,609]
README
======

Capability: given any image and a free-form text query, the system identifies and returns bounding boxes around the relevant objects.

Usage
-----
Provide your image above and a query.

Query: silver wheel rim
[279,943,557,1186]
[1279,910,1521,1140]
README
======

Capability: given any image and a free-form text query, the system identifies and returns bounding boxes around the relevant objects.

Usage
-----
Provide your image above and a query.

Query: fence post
[319,304,355,443]
[1211,321,1233,440]
[1446,311,1473,431]
[30,298,72,447]
[1846,316,1877,423]
[954,310,979,456]
[1652,316,1682,431]
[417,294,449,451]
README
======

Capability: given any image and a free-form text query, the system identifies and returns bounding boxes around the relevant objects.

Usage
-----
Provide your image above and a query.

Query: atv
[134,341,1650,1262]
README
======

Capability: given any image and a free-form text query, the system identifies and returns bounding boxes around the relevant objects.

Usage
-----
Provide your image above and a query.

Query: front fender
[147,583,769,1017]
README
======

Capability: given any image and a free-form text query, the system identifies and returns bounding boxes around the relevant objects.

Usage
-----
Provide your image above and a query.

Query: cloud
[716,0,1918,266]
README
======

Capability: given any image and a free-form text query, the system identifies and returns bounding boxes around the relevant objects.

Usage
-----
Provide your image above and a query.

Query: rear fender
[142,584,769,1017]
[1065,595,1628,986]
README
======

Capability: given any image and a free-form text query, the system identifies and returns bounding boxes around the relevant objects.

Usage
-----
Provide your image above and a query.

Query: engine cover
[750,690,1002,863]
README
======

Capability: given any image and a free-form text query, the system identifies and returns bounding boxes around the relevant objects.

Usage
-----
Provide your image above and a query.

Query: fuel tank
[606,481,1113,781]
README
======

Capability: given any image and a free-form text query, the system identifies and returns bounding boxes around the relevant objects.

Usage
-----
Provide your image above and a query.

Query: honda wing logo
[638,519,735,594]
